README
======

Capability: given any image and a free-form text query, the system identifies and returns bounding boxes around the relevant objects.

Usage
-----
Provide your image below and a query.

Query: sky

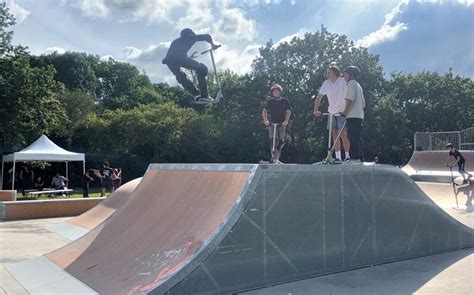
[6,0,474,83]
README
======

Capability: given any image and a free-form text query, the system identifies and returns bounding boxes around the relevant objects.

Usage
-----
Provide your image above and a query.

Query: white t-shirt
[318,78,347,114]
[345,80,365,119]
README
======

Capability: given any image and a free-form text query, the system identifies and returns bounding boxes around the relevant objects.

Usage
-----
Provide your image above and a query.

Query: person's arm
[283,110,291,127]
[343,81,355,117]
[262,106,270,126]
[446,155,451,166]
[343,99,353,117]
[194,34,220,49]
[31,171,35,182]
[19,170,23,179]
[314,94,324,117]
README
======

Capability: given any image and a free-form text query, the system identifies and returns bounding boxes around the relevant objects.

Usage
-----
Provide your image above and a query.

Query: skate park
[2,1,474,294]
[1,129,473,294]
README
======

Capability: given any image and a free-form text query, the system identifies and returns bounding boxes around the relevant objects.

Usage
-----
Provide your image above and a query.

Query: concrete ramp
[7,164,474,295]
[403,150,474,182]
[68,177,142,230]
[47,178,142,240]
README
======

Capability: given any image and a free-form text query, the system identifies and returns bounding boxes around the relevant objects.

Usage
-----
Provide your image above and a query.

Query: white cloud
[177,4,214,31]
[100,54,114,61]
[212,8,257,43]
[44,47,66,54]
[6,0,30,24]
[274,28,308,47]
[356,0,409,47]
[72,0,109,18]
[356,22,408,48]
[213,43,261,75]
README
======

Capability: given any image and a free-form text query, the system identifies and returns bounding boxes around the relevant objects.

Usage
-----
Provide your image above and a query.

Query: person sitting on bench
[51,173,68,189]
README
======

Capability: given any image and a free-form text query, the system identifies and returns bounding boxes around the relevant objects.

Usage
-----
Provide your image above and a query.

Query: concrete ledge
[0,190,16,201]
[0,198,105,220]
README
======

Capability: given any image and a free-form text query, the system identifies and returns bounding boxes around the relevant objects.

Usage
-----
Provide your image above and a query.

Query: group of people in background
[82,161,122,198]
[262,64,365,164]
[5,161,122,198]
[8,165,70,197]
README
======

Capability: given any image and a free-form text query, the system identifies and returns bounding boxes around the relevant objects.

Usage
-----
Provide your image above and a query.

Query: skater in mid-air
[262,84,291,164]
[446,143,471,184]
[162,28,220,102]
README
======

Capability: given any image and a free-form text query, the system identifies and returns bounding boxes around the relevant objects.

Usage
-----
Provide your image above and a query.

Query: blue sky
[6,0,474,82]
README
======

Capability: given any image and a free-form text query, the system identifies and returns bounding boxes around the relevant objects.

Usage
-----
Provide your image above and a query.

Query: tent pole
[1,159,4,190]
[12,161,16,190]
[66,161,69,184]
[83,160,85,176]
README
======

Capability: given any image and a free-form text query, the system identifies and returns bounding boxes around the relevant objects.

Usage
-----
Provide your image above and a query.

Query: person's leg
[347,118,363,160]
[180,58,209,98]
[167,64,200,96]
[83,183,89,198]
[276,125,286,162]
[458,162,467,181]
[337,116,350,160]
[332,129,341,157]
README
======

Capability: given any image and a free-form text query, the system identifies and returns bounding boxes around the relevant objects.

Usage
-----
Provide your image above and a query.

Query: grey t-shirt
[345,80,365,119]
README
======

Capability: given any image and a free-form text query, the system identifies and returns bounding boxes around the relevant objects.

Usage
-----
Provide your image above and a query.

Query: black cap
[180,28,195,37]
[446,143,454,148]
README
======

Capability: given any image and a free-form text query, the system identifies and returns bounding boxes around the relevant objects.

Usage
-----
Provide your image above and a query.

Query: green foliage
[251,27,384,163]
[0,53,67,152]
[1,18,473,179]
[0,2,15,57]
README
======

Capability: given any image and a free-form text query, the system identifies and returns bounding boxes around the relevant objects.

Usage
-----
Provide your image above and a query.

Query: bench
[26,188,74,198]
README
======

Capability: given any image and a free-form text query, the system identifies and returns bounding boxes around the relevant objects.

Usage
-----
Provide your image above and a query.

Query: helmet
[270,83,283,92]
[180,28,195,37]
[343,66,360,78]
[446,143,454,148]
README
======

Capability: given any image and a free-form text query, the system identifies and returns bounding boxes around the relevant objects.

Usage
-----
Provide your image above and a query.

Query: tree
[250,27,384,163]
[0,5,67,152]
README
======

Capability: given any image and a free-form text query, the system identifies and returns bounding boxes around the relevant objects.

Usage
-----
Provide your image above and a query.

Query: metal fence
[414,127,474,151]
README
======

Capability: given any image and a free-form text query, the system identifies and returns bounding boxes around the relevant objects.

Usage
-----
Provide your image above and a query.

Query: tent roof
[2,135,85,162]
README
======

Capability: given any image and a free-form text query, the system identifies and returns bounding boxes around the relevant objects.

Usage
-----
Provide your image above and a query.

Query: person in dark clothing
[113,168,122,190]
[162,28,220,101]
[446,143,471,183]
[34,176,45,190]
[19,166,34,196]
[262,84,291,163]
[83,169,99,198]
[100,162,116,197]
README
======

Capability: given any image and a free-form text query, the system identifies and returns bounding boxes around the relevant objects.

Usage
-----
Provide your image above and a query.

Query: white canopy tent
[1,135,85,189]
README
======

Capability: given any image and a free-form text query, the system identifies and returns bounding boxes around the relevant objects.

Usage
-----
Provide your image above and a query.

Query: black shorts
[101,180,113,191]
[458,161,465,172]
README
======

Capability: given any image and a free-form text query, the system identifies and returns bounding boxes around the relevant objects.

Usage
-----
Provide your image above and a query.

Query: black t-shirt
[265,98,291,124]
[450,150,465,163]
[101,167,114,182]
[162,34,213,64]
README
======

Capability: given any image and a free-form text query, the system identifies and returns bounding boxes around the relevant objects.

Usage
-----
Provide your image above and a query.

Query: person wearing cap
[446,143,470,183]
[262,84,291,163]
[162,28,220,102]
[342,66,366,162]
[314,64,350,161]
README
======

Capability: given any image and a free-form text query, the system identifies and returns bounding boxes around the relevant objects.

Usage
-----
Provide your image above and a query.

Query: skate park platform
[2,163,473,294]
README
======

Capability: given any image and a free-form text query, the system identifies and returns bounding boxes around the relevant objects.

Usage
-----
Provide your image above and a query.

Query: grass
[16,187,104,201]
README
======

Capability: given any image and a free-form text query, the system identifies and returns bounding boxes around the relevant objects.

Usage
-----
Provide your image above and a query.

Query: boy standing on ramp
[342,66,366,162]
[262,84,291,164]
[162,28,220,102]
[314,64,350,161]
[446,143,471,184]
